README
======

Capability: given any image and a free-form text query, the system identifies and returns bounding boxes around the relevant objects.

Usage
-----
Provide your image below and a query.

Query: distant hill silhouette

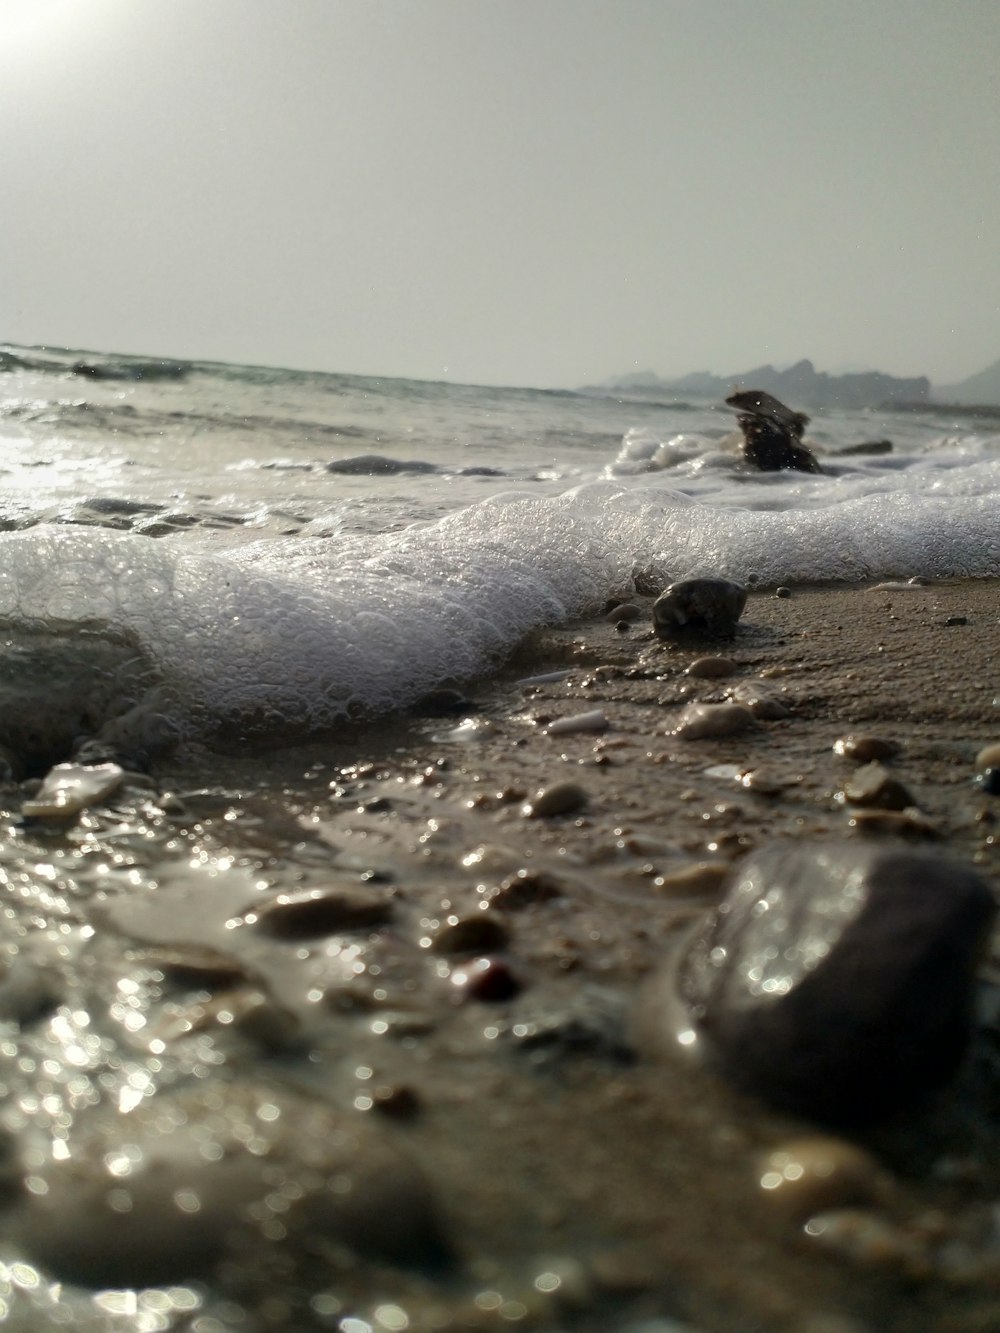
[595,358,930,409]
[934,356,1000,406]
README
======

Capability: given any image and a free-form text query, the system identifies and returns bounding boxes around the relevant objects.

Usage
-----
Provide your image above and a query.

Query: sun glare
[0,0,85,64]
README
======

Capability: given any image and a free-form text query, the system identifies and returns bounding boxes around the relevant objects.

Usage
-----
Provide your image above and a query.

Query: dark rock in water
[974,767,1000,796]
[725,389,822,473]
[653,578,747,639]
[676,842,996,1123]
[325,454,439,475]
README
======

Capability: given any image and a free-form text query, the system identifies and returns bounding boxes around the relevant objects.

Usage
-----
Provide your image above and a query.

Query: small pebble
[944,615,968,626]
[483,868,565,910]
[522,781,588,818]
[727,680,790,720]
[243,886,394,939]
[803,1209,929,1276]
[833,735,901,763]
[841,763,915,811]
[686,656,737,680]
[605,602,643,622]
[775,586,792,598]
[654,861,729,898]
[848,807,940,838]
[758,1137,886,1221]
[672,701,756,740]
[974,768,1000,796]
[431,916,510,955]
[976,743,1000,770]
[451,956,521,1002]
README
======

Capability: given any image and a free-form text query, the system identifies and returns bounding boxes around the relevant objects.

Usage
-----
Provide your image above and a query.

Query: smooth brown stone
[245,886,394,939]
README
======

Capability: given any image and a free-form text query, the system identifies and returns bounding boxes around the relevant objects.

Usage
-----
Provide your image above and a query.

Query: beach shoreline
[3,575,1000,1330]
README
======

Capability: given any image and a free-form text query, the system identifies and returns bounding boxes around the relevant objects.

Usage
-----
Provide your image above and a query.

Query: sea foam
[2,466,1000,735]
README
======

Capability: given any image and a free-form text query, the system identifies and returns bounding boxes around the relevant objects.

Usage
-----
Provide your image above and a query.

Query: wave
[2,470,1000,748]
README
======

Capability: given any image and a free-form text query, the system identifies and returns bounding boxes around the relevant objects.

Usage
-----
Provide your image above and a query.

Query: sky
[2,0,999,388]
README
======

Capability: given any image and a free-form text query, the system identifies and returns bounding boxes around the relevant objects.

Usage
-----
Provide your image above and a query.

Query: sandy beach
[3,576,1000,1331]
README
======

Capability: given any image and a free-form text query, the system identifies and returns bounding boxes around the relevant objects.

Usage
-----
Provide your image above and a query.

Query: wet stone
[11,1082,448,1287]
[841,762,915,811]
[482,868,565,910]
[243,885,394,939]
[974,767,1000,796]
[652,577,747,639]
[833,734,902,763]
[727,680,791,720]
[431,915,511,955]
[450,956,521,1002]
[758,1136,887,1222]
[686,655,738,680]
[975,742,1000,771]
[605,602,643,623]
[522,781,588,818]
[672,701,757,740]
[674,842,996,1123]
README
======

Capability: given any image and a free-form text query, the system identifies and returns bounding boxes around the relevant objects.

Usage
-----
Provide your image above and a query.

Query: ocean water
[2,344,1000,741]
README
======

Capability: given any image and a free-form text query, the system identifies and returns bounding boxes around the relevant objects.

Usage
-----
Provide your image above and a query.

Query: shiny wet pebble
[243,885,394,939]
[672,701,756,740]
[431,915,510,955]
[841,762,915,811]
[758,1137,887,1221]
[686,656,737,680]
[522,781,588,817]
[833,734,901,763]
[451,956,521,1002]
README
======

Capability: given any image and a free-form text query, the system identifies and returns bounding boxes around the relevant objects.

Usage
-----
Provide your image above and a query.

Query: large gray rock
[676,842,996,1123]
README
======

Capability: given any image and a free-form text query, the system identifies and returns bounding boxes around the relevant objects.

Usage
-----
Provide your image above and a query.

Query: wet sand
[2,578,1000,1331]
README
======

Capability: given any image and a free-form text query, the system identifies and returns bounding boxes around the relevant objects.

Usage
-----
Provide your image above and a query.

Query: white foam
[2,455,1000,732]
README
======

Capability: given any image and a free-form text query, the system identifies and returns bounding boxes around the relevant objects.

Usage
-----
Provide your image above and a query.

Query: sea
[2,343,1000,743]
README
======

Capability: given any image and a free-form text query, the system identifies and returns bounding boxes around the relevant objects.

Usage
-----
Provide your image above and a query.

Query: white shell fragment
[21,762,125,818]
[546,709,609,736]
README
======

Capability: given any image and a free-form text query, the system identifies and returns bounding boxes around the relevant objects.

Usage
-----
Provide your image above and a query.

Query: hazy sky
[3,0,999,387]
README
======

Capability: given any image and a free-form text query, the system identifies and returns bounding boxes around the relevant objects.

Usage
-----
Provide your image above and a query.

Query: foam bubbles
[2,461,1000,735]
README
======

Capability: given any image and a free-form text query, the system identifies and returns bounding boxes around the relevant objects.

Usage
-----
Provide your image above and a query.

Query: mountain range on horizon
[595,356,1000,410]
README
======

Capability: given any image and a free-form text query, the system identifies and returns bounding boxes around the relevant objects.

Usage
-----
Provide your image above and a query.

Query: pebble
[727,680,790,720]
[840,762,915,811]
[652,577,747,639]
[847,807,940,838]
[975,742,1000,770]
[775,586,792,598]
[803,1209,929,1276]
[11,1082,447,1286]
[431,915,511,955]
[605,602,644,622]
[522,781,588,818]
[546,709,609,736]
[21,761,124,818]
[686,656,737,679]
[674,841,996,1122]
[159,986,304,1053]
[482,868,565,910]
[833,734,901,763]
[672,701,756,740]
[132,943,251,989]
[653,861,730,898]
[974,768,1000,796]
[757,1137,886,1221]
[242,885,394,939]
[450,956,521,1002]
